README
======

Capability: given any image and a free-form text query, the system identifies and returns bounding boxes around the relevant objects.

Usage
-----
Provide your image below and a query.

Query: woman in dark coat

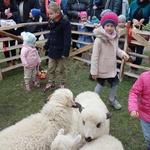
[126,0,150,73]
[0,0,20,66]
[105,0,122,15]
[88,0,105,20]
[66,0,89,50]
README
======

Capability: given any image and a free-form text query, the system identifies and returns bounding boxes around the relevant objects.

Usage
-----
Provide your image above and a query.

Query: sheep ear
[72,134,81,145]
[57,128,64,135]
[106,112,112,119]
[66,97,75,107]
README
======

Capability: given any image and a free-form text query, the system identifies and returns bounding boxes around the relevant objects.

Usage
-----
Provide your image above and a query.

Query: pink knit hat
[80,11,88,18]
[101,12,118,28]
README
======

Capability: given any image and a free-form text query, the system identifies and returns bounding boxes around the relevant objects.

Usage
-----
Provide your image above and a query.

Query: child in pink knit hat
[90,12,129,110]
[77,11,94,64]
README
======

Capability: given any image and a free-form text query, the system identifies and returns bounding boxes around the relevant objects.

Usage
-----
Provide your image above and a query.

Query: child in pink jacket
[20,32,41,91]
[128,71,150,150]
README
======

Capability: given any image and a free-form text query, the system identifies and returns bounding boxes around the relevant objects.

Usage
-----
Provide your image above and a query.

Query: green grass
[0,57,148,150]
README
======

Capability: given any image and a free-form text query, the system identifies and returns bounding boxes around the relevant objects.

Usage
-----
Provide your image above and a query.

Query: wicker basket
[36,66,48,80]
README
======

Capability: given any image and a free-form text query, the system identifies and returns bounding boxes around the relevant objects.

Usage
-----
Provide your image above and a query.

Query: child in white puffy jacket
[20,32,41,91]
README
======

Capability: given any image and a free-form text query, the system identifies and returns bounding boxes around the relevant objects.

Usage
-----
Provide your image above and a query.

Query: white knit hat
[21,32,37,47]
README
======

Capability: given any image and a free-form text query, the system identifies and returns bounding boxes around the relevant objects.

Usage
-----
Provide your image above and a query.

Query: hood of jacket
[93,26,120,43]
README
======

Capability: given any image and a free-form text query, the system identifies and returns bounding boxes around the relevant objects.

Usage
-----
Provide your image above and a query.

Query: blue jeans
[140,119,150,148]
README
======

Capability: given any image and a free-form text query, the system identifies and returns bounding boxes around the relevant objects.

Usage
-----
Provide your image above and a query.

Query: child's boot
[108,99,122,109]
[60,83,66,88]
[25,84,30,91]
[33,80,40,87]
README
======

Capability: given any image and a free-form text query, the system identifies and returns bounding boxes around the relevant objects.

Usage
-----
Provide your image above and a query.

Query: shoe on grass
[25,84,30,91]
[33,80,40,87]
[59,84,66,88]
[108,99,122,110]
[44,84,55,93]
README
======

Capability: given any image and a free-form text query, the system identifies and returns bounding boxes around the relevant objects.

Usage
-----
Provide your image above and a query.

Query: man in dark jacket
[105,0,122,15]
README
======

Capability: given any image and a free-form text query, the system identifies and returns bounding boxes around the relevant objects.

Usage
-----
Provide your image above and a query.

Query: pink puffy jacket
[21,45,41,68]
[128,71,150,122]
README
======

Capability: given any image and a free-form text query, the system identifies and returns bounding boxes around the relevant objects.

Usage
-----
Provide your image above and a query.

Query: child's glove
[41,48,47,52]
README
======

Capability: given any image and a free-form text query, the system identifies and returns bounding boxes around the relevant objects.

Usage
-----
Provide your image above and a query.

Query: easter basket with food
[36,66,48,80]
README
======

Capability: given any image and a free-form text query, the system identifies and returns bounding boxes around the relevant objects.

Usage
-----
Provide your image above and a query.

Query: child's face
[29,12,33,19]
[48,9,59,21]
[118,21,125,28]
[104,23,115,34]
[81,16,87,22]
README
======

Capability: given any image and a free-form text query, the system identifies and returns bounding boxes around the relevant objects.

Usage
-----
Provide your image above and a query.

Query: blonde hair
[47,2,61,13]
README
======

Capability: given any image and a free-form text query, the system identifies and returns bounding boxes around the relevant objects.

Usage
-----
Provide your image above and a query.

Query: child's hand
[123,53,129,61]
[93,23,100,28]
[92,75,98,80]
[41,48,47,52]
[130,110,139,119]
[83,22,87,26]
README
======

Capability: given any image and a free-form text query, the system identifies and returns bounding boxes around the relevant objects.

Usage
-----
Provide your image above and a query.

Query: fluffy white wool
[80,134,124,150]
[0,88,75,150]
[51,128,81,150]
[75,91,111,141]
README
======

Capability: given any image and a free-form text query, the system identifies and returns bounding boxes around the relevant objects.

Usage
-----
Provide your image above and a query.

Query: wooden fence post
[119,21,131,82]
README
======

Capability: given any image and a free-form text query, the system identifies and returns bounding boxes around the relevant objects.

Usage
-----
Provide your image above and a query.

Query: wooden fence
[0,21,150,81]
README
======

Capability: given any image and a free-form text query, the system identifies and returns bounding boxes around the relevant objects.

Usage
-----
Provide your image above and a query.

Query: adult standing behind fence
[122,0,128,17]
[126,0,150,74]
[88,0,105,20]
[0,0,20,67]
[105,0,122,16]
[66,0,89,51]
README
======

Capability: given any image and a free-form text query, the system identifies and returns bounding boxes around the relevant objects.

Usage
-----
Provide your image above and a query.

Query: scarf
[101,27,116,40]
[52,12,62,22]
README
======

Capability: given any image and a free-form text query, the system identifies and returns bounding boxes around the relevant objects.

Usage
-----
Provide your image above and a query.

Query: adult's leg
[131,45,144,72]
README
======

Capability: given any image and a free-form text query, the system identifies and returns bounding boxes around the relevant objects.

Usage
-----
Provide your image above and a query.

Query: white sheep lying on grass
[0,88,75,150]
[75,91,112,142]
[51,129,124,150]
